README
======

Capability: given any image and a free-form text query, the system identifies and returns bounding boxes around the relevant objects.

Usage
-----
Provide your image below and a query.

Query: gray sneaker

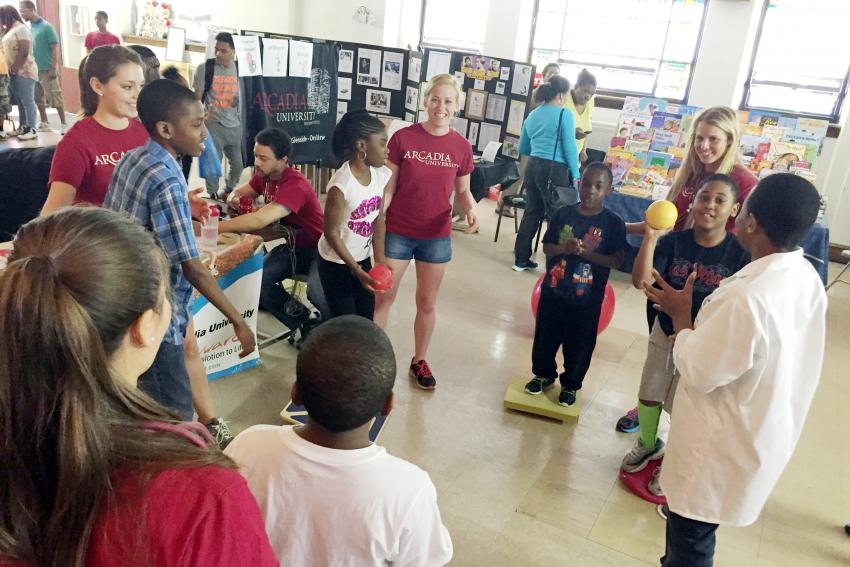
[647,465,664,497]
[524,375,556,395]
[621,437,665,473]
[205,417,235,449]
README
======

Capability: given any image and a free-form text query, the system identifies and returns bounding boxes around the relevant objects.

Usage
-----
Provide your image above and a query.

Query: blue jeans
[137,342,194,421]
[9,74,37,129]
[661,511,718,567]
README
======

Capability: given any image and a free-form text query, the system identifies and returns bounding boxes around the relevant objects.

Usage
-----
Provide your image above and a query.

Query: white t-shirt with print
[2,22,38,81]
[318,161,391,264]
[225,424,453,567]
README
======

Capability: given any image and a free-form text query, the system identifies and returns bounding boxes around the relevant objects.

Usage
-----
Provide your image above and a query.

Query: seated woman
[0,207,277,567]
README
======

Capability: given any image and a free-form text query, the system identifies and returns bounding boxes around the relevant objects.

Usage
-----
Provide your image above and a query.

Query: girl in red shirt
[374,74,477,390]
[0,208,277,567]
[41,45,149,213]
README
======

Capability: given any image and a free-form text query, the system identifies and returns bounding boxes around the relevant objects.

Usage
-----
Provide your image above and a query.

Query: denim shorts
[384,232,452,264]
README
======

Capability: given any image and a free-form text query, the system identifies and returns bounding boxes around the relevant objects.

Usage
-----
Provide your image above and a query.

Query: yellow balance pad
[503,378,581,422]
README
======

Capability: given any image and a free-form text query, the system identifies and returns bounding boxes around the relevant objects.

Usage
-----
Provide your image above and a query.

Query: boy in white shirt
[644,173,826,567]
[225,315,453,566]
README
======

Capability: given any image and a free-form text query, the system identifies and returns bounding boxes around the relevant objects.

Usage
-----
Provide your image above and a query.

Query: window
[742,0,850,122]
[530,0,707,101]
[420,0,490,53]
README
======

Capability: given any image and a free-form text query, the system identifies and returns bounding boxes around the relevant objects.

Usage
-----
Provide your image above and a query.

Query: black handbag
[543,108,577,214]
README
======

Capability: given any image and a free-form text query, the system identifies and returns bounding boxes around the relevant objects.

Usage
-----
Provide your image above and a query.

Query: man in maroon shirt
[84,11,120,52]
[219,127,325,339]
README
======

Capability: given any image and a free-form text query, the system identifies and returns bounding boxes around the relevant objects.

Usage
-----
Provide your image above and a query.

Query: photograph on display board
[485,94,507,122]
[366,89,391,114]
[417,111,429,123]
[474,79,485,90]
[408,56,422,82]
[477,122,502,152]
[495,81,505,95]
[502,136,520,159]
[467,121,480,146]
[451,116,468,138]
[418,81,429,108]
[453,71,466,87]
[465,89,488,120]
[511,64,532,96]
[382,51,404,90]
[338,77,352,100]
[337,101,348,123]
[357,48,382,86]
[426,50,451,80]
[338,49,354,74]
[461,55,500,80]
[405,86,419,112]
[405,111,415,122]
[499,66,510,81]
[506,100,526,136]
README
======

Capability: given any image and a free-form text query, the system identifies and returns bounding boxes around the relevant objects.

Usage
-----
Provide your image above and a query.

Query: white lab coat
[661,249,827,526]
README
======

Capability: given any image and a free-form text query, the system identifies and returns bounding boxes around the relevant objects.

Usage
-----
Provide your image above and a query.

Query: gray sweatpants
[205,120,244,196]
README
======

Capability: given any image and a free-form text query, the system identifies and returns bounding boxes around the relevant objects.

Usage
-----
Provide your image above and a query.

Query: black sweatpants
[531,292,601,390]
[317,257,375,320]
[661,511,718,567]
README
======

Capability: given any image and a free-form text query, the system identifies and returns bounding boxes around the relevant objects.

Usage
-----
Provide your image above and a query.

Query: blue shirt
[541,205,626,304]
[518,104,580,181]
[104,139,198,345]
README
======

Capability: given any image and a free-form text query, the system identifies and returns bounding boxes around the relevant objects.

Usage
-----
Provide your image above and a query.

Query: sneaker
[7,127,23,138]
[558,387,577,407]
[410,358,436,390]
[657,503,669,521]
[621,437,665,473]
[16,127,37,141]
[295,315,322,350]
[512,260,538,272]
[59,123,69,134]
[215,188,230,201]
[524,376,555,395]
[205,417,234,449]
[647,465,664,497]
[36,121,51,132]
[616,406,640,433]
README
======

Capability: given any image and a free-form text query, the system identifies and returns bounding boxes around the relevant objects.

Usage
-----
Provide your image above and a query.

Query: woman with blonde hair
[663,105,756,232]
[374,74,477,390]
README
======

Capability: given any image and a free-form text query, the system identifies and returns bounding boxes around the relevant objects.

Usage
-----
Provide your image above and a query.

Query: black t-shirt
[541,206,627,304]
[649,230,750,335]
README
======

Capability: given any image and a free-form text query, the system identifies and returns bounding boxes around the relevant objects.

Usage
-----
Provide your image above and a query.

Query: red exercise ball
[531,276,616,335]
[369,264,393,292]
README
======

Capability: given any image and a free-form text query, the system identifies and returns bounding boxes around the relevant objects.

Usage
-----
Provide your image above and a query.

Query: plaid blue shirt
[104,139,198,345]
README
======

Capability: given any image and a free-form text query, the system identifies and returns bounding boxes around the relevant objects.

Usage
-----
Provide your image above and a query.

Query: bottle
[201,206,220,250]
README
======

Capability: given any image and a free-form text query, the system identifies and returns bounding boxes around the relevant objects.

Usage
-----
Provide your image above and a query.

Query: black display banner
[241,41,339,165]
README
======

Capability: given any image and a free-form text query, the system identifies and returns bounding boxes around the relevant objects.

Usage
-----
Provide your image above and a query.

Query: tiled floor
[213,196,849,565]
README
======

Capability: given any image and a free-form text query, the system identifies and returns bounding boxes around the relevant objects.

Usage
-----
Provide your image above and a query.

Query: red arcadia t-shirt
[249,166,324,247]
[84,31,121,50]
[0,466,278,567]
[673,165,757,233]
[49,116,149,206]
[386,123,474,239]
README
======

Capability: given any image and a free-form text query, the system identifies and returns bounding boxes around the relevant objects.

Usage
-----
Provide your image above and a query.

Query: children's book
[650,130,681,152]
[796,117,829,141]
[609,136,627,149]
[667,146,686,160]
[743,123,764,136]
[778,116,798,130]
[736,109,750,124]
[617,112,651,134]
[638,97,668,115]
[645,150,673,170]
[606,148,634,160]
[625,139,650,154]
[782,131,821,161]
[631,125,653,141]
[622,96,641,114]
[761,125,788,144]
[650,111,683,133]
[769,140,807,162]
[605,157,635,186]
[651,184,672,201]
[740,134,772,157]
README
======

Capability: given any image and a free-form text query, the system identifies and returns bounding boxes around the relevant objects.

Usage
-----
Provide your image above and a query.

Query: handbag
[543,108,577,214]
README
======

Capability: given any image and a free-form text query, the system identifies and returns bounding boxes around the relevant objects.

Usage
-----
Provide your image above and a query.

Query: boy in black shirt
[620,174,749,497]
[524,163,626,406]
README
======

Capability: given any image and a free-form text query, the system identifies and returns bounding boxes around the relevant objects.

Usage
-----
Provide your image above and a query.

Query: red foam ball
[369,264,393,292]
[531,277,616,336]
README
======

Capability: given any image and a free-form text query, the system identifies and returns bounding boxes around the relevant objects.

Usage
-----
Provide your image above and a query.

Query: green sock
[638,402,662,449]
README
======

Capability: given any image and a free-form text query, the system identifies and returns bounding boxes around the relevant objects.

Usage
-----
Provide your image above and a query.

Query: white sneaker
[17,127,38,141]
[621,437,665,473]
[36,121,51,132]
[647,465,665,497]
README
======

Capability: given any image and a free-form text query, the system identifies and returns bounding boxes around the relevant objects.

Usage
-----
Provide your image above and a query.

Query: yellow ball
[646,200,678,230]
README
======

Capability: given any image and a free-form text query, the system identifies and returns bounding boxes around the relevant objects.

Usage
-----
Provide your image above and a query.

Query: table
[606,192,830,284]
[191,234,264,380]
[470,156,520,202]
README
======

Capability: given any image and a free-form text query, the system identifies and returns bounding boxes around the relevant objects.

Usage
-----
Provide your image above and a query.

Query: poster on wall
[477,122,502,152]
[382,51,404,90]
[502,136,520,159]
[425,50,451,80]
[289,40,314,78]
[484,94,507,122]
[338,49,354,73]
[357,48,381,86]
[467,121,480,146]
[511,63,532,96]
[460,55,500,80]
[506,100,526,136]
[405,86,418,112]
[408,56,422,82]
[337,100,348,123]
[234,35,262,77]
[338,77,352,100]
[243,41,338,164]
[262,38,288,77]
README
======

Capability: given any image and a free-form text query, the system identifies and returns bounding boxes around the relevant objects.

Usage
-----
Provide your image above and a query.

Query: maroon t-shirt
[673,165,757,233]
[249,167,324,247]
[0,466,278,567]
[84,31,121,50]
[386,123,474,239]
[49,116,149,206]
